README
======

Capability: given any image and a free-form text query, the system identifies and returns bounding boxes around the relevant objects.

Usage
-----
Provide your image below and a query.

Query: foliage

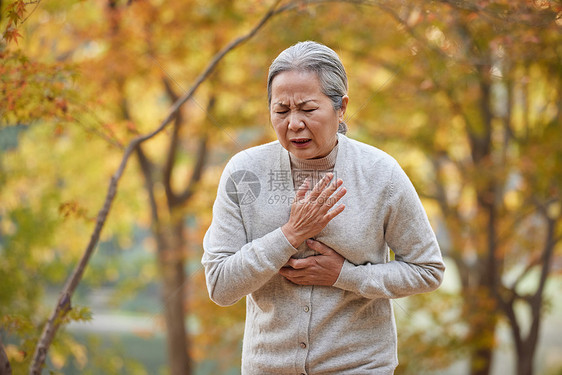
[394,290,467,374]
[2,0,28,44]
[339,1,562,374]
[0,49,75,126]
[0,59,146,372]
[1,0,561,374]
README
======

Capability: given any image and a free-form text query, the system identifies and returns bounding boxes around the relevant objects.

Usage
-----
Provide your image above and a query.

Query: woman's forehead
[271,70,320,89]
[271,72,322,102]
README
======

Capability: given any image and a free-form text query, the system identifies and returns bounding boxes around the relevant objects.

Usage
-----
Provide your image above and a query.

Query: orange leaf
[3,27,23,45]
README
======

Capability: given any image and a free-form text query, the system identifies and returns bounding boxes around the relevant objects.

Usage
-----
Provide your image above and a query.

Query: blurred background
[1,0,561,374]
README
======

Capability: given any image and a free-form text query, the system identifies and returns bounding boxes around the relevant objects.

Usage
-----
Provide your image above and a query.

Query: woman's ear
[339,95,349,121]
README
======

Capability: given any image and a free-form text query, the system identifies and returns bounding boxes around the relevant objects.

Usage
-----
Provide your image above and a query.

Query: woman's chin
[289,147,314,159]
[284,141,328,159]
[293,150,327,160]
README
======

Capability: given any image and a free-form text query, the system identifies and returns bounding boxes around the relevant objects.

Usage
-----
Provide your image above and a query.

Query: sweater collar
[278,133,348,191]
[289,141,339,171]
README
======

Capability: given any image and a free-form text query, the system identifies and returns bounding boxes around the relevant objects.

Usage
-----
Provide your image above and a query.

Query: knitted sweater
[289,141,338,189]
[202,133,445,374]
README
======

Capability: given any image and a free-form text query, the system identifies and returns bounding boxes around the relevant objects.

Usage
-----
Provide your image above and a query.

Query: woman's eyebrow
[299,100,317,106]
[273,100,317,107]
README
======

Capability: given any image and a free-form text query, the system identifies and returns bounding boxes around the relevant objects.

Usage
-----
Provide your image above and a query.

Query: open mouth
[291,138,311,145]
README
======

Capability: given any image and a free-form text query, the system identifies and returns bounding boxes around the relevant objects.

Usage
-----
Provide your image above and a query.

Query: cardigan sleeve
[333,162,445,299]
[202,160,298,306]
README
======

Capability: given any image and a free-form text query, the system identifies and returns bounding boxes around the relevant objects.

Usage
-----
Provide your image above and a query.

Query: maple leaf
[3,27,23,45]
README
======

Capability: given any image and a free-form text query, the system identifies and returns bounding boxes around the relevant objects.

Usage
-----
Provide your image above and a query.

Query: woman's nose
[287,112,305,131]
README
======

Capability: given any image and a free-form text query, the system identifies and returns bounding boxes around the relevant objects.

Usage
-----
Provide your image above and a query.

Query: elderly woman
[202,41,445,374]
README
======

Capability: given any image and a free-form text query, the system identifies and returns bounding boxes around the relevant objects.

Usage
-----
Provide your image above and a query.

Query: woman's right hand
[281,173,347,248]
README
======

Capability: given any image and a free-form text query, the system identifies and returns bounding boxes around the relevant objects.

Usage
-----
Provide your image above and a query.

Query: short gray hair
[267,41,348,134]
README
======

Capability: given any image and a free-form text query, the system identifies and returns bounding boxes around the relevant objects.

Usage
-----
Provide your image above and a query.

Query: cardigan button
[300,342,307,349]
[303,306,310,312]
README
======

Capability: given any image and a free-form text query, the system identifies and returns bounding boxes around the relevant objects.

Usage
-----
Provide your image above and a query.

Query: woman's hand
[281,173,346,248]
[279,239,345,286]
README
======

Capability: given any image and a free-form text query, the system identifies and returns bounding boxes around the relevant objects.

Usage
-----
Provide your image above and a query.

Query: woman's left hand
[279,239,345,286]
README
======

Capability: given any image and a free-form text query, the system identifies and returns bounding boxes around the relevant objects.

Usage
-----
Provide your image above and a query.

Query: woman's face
[270,70,348,160]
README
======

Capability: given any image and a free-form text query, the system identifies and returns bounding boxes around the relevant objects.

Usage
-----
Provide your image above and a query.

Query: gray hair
[267,41,348,134]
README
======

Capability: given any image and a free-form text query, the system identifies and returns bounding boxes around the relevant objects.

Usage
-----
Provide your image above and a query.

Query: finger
[306,239,333,254]
[319,179,344,204]
[324,203,346,221]
[279,269,300,282]
[282,274,308,286]
[285,257,308,269]
[279,267,307,281]
[317,185,346,211]
[278,267,292,277]
[309,173,334,199]
[326,185,347,207]
[295,178,310,200]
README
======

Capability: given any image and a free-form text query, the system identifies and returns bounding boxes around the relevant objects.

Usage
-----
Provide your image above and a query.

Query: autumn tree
[2,0,561,374]
[336,1,562,374]
[53,1,315,373]
[2,1,380,374]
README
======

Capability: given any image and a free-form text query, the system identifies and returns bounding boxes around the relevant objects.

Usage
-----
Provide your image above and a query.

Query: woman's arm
[202,161,297,306]
[203,226,297,306]
[333,163,445,299]
[279,163,445,299]
[202,165,347,306]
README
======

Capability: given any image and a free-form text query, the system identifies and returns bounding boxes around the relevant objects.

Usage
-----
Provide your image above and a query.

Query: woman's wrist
[281,223,306,249]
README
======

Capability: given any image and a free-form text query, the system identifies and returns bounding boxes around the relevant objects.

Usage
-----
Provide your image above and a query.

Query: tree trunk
[516,344,534,375]
[470,347,493,375]
[511,217,558,375]
[466,285,496,375]
[155,220,191,375]
[0,336,12,375]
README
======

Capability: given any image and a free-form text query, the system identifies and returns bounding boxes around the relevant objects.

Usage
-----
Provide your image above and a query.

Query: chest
[240,174,390,265]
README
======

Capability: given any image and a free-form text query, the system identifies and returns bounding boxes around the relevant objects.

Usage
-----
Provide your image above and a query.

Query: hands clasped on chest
[279,173,347,286]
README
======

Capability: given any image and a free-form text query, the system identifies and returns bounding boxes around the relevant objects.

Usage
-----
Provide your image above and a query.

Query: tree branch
[161,76,183,207]
[27,1,295,373]
[498,211,560,363]
[376,3,451,61]
[173,94,214,205]
[136,144,159,224]
[533,216,558,305]
[176,130,209,205]
[428,155,471,288]
[19,0,42,26]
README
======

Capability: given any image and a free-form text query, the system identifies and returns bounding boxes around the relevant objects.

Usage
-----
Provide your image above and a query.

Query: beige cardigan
[202,133,445,374]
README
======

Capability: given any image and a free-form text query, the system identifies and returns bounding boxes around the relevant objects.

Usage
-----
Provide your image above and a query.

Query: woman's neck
[289,142,338,190]
[289,141,338,171]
